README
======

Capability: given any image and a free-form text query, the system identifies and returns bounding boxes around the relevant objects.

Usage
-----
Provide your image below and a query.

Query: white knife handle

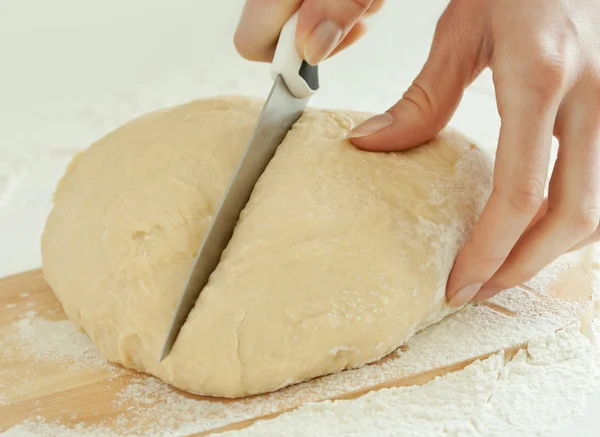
[271,11,319,99]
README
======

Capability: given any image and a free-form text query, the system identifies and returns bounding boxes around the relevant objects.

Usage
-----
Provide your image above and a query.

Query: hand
[348,0,600,306]
[234,0,600,308]
[234,0,384,66]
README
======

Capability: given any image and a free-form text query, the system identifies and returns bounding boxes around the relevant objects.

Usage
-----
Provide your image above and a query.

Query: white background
[0,0,598,435]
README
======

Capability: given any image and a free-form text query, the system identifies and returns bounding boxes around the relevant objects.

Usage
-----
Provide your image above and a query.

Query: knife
[159,12,319,361]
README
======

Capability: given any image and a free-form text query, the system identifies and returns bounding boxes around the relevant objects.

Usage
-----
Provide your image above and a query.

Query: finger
[570,226,600,251]
[235,0,374,64]
[295,0,375,66]
[569,81,600,252]
[328,0,386,54]
[348,0,488,151]
[474,101,600,301]
[569,86,600,252]
[446,64,565,307]
[328,21,368,58]
[234,0,302,62]
[473,79,600,301]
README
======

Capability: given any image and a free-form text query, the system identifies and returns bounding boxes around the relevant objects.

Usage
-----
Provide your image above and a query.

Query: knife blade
[159,12,319,361]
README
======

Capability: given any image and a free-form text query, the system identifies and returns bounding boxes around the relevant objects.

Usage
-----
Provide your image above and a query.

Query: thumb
[349,3,487,152]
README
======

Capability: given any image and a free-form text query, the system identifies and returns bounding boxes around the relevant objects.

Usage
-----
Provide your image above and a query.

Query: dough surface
[42,96,493,397]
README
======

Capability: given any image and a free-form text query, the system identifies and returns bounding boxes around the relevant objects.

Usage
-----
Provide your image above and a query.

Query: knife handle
[271,11,319,99]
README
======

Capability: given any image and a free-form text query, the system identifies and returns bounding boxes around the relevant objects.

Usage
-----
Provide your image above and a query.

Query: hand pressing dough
[42,96,493,397]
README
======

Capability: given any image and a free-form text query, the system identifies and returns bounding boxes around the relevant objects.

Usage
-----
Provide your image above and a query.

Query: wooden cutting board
[0,265,594,436]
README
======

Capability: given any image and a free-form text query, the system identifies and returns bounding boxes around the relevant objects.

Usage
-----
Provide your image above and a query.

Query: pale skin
[234,0,600,307]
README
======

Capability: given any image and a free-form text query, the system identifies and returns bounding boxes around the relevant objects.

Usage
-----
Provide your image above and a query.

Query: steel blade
[159,76,308,361]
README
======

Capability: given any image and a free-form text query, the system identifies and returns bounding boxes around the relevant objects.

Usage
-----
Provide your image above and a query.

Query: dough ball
[42,96,493,397]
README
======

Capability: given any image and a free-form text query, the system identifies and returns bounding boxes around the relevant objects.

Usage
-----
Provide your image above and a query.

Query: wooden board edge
[0,268,45,288]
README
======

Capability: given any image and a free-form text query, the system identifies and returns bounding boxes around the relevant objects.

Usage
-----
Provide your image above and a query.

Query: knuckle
[495,42,571,107]
[499,178,545,216]
[531,57,568,92]
[403,82,434,114]
[562,206,600,236]
[521,41,571,99]
[402,82,446,132]
[433,7,458,41]
[434,12,450,34]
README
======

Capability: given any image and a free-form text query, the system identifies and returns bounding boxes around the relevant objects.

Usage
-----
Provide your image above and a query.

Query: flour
[222,324,600,437]
[8,311,115,371]
[5,323,598,437]
[2,257,599,436]
[1,310,123,405]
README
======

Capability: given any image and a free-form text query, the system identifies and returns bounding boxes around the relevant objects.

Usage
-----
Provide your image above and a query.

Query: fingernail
[448,283,482,308]
[304,20,342,66]
[346,113,394,139]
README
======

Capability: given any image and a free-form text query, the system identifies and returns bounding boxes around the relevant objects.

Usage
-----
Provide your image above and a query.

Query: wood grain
[0,267,593,436]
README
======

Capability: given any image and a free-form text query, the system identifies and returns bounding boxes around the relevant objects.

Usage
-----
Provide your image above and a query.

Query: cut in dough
[42,96,493,397]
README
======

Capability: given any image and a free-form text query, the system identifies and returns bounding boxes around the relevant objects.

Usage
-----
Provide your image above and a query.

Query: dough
[42,96,493,397]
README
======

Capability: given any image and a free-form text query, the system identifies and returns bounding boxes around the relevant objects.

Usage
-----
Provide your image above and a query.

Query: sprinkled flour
[1,254,599,437]
[4,323,599,437]
[221,324,600,437]
[9,311,112,370]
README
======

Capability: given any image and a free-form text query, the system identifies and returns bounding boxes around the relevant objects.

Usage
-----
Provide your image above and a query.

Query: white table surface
[0,1,598,435]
